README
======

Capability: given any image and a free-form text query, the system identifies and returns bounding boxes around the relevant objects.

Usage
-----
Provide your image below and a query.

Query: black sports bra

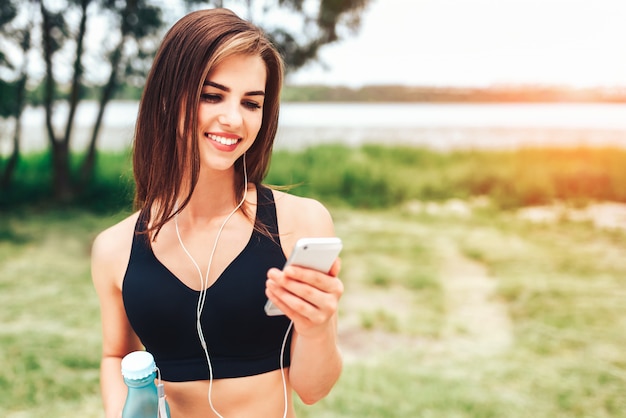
[122,185,293,381]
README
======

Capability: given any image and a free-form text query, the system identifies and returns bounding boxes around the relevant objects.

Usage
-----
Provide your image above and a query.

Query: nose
[217,101,243,128]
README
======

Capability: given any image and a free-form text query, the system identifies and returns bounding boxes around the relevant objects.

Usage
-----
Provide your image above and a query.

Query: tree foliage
[187,0,371,70]
[0,0,372,206]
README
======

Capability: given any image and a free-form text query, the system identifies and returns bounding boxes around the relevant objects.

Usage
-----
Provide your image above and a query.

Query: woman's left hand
[266,258,343,337]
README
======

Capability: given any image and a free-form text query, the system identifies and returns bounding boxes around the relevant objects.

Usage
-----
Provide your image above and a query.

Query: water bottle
[121,351,171,418]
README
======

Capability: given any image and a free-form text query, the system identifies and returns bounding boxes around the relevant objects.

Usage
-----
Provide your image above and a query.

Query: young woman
[91,8,343,418]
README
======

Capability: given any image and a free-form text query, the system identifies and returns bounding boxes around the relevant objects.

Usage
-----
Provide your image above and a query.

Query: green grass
[0,210,117,416]
[4,144,626,211]
[267,145,626,209]
[298,208,626,418]
[1,202,625,417]
[2,143,626,416]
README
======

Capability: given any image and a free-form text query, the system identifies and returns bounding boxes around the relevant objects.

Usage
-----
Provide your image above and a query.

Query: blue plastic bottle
[121,351,171,418]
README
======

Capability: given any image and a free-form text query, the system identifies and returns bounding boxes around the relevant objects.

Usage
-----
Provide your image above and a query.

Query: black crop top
[122,185,293,381]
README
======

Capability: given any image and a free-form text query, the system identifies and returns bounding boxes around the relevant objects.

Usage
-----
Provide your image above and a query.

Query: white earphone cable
[174,155,292,418]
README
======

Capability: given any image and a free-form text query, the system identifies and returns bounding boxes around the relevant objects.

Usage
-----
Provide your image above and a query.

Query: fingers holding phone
[265,238,344,333]
[266,262,344,334]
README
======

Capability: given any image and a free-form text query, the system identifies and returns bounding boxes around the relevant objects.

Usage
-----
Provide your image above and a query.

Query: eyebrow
[203,80,265,97]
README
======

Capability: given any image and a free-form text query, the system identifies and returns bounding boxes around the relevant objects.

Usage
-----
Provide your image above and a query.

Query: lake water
[5,101,626,153]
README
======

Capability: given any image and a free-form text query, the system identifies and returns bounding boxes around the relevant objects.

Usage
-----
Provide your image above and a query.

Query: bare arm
[282,260,343,404]
[91,216,143,418]
[266,196,344,404]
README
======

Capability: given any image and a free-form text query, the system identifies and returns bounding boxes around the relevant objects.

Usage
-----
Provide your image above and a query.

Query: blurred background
[1,0,625,417]
[3,0,626,202]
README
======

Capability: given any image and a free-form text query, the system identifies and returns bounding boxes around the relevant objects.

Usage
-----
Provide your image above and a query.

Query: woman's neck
[182,167,241,222]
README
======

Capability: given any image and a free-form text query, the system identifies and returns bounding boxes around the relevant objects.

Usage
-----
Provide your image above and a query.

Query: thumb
[328,257,342,277]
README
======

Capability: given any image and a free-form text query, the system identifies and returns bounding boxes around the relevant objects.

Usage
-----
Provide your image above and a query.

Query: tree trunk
[50,141,73,202]
[0,73,27,191]
[1,11,33,192]
[0,118,20,190]
[80,0,134,187]
[63,0,89,148]
[79,46,122,187]
[40,0,89,202]
[40,2,72,201]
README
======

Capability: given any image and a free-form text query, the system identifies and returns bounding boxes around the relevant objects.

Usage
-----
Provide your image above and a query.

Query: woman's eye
[243,101,261,110]
[201,93,221,103]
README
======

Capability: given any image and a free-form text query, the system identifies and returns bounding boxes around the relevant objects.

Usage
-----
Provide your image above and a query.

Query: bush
[4,145,626,211]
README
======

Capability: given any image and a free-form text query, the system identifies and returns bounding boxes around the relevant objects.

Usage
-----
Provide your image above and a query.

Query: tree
[184,0,372,71]
[78,0,163,187]
[2,0,372,204]
[0,0,34,191]
[39,0,162,201]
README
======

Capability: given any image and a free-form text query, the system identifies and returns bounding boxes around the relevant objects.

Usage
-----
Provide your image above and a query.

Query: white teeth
[207,134,239,146]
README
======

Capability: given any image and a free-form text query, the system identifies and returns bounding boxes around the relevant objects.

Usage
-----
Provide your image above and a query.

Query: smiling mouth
[206,133,240,146]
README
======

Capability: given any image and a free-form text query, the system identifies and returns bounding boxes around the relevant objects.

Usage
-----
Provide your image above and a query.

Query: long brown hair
[133,8,284,237]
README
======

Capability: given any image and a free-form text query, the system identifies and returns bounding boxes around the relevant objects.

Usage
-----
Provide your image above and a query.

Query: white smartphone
[264,237,343,316]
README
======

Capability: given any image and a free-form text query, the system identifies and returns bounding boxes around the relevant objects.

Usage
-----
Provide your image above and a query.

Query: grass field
[1,200,625,417]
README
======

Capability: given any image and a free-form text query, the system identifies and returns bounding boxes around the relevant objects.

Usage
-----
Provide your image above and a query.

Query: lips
[205,133,241,146]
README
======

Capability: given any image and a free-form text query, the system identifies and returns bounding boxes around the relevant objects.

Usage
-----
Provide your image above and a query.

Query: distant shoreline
[41,83,626,104]
[280,84,626,103]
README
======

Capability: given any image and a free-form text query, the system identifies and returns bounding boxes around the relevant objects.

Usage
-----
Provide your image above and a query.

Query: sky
[287,0,626,88]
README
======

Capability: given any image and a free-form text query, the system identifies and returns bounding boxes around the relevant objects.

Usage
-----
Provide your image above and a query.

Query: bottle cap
[121,351,156,380]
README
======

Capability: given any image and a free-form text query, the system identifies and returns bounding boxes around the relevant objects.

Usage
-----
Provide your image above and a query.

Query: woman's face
[196,53,267,174]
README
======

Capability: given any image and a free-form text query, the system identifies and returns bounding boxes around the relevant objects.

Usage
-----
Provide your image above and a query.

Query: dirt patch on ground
[337,200,626,364]
[437,243,513,358]
[337,285,427,363]
[517,202,626,230]
[337,237,513,363]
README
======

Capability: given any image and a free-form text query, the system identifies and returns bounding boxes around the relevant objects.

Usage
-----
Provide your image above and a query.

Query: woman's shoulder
[93,211,140,250]
[271,189,331,218]
[91,211,141,282]
[271,188,335,238]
